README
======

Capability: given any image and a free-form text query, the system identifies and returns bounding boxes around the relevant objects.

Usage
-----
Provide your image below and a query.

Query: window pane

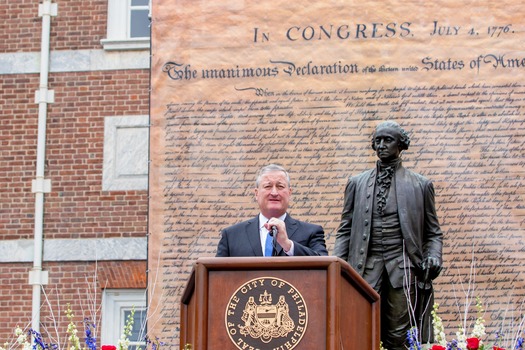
[123,309,147,342]
[128,344,147,350]
[130,10,150,38]
[131,0,149,5]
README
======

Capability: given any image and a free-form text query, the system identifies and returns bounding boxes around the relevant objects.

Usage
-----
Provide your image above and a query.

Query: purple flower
[146,335,165,350]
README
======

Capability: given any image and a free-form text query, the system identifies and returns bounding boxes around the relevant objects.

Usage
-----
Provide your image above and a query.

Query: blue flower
[28,329,53,350]
[84,318,97,350]
[407,327,422,350]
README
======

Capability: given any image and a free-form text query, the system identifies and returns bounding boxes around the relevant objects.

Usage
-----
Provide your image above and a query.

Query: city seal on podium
[225,277,308,350]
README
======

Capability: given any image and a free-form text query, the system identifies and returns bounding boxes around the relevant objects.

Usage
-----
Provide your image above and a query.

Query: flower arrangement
[378,251,525,350]
[0,304,157,350]
[401,296,525,350]
[427,297,486,350]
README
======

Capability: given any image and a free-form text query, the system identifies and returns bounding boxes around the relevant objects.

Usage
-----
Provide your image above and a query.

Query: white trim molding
[0,237,147,263]
[0,50,149,75]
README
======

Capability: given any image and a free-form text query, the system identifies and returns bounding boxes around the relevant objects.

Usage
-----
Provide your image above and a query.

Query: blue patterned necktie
[264,230,273,256]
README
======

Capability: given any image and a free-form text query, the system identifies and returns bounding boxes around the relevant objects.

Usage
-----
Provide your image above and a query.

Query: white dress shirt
[258,213,294,255]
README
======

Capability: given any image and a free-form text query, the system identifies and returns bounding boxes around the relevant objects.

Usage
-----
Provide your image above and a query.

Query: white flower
[431,303,448,346]
[468,297,486,347]
[456,326,467,349]
[118,307,136,350]
[12,326,31,350]
[118,336,131,350]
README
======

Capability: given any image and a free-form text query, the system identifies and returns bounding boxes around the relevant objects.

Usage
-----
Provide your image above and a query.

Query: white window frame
[101,0,151,51]
[101,289,147,348]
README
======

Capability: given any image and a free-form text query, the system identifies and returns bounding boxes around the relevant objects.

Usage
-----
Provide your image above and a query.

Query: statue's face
[373,126,401,162]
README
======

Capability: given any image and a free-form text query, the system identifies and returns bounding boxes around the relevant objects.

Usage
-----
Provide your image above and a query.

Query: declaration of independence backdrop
[148,0,525,347]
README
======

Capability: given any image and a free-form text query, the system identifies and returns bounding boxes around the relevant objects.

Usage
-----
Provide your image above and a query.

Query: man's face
[255,170,291,218]
[373,126,401,162]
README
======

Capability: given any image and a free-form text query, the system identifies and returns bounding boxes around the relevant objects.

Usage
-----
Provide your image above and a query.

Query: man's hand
[265,218,293,252]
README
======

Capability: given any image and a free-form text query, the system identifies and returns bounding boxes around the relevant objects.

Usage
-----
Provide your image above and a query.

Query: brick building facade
[0,0,150,346]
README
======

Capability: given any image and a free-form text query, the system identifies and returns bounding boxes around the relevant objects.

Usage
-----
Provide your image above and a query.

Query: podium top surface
[182,256,379,303]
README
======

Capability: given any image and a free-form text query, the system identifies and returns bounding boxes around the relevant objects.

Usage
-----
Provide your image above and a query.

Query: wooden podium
[180,256,380,350]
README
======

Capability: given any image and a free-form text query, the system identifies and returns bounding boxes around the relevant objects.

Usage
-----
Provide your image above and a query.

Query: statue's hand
[421,256,442,282]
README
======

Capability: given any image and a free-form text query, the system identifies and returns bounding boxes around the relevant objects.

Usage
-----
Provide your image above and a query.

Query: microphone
[270,226,278,256]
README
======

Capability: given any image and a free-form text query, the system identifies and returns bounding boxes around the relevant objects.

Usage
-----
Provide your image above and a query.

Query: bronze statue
[333,121,443,350]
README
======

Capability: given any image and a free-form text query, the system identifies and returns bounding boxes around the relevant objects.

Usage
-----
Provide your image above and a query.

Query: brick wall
[0,1,42,53]
[0,0,108,53]
[0,261,147,342]
[45,70,149,239]
[0,74,39,240]
[1,70,149,240]
[0,0,150,343]
[0,264,33,332]
[51,0,107,51]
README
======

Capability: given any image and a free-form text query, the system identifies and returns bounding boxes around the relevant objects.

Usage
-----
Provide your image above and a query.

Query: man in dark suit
[216,164,328,257]
[333,121,443,350]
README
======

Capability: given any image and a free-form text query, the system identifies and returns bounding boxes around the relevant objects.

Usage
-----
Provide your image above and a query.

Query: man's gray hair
[256,164,291,187]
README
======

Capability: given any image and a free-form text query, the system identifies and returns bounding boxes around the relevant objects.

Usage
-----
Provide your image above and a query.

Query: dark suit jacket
[333,161,443,285]
[216,214,328,257]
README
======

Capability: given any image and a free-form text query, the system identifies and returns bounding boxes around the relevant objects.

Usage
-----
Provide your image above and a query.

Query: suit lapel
[285,215,298,237]
[246,216,263,256]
